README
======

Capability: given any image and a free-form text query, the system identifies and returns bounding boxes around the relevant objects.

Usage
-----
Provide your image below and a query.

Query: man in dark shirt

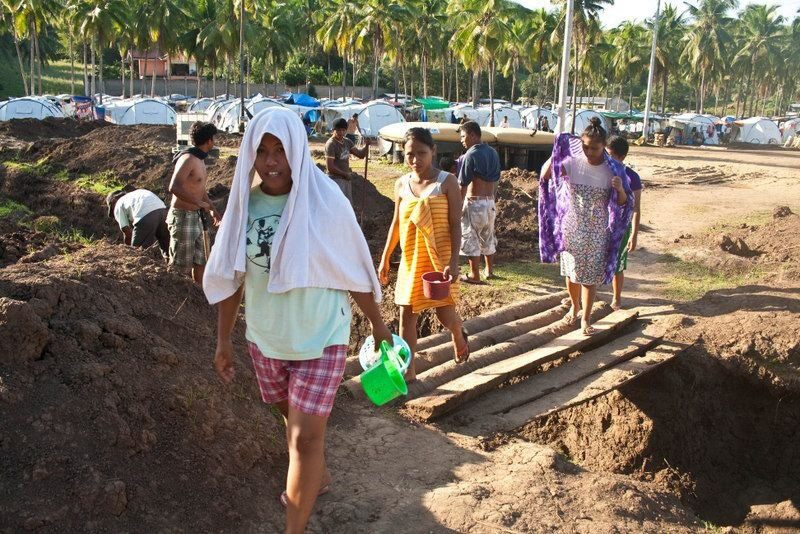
[458,121,501,283]
[324,117,370,205]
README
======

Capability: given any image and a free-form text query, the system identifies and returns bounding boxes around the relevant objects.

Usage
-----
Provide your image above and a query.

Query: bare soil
[2,119,800,532]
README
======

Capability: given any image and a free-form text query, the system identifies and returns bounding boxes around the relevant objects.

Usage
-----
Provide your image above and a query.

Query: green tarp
[415,97,450,110]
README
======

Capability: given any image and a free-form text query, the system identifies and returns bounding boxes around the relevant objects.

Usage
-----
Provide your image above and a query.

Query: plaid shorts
[166,208,206,267]
[247,343,347,417]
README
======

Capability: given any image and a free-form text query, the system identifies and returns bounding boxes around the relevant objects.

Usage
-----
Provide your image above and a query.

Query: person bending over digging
[167,121,220,284]
[204,108,392,534]
[324,117,370,206]
[379,127,469,382]
[105,186,169,258]
[539,117,633,336]
[458,121,501,284]
[606,136,643,310]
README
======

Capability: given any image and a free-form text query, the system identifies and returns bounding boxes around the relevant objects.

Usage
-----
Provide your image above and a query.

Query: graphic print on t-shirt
[246,214,280,272]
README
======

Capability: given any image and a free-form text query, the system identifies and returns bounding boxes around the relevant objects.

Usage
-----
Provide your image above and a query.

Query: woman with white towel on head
[203,107,392,534]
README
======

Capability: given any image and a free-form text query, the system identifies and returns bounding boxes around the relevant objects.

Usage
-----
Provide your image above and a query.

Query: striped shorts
[247,343,347,417]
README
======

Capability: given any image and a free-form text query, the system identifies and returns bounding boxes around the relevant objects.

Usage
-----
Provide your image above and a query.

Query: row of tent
[190,94,407,137]
[1,94,797,147]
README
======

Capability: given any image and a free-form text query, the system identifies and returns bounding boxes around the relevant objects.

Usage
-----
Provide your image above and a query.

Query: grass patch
[74,170,124,195]
[459,259,562,299]
[3,158,51,175]
[0,196,32,218]
[703,210,776,235]
[0,59,87,100]
[661,255,760,301]
[25,215,96,244]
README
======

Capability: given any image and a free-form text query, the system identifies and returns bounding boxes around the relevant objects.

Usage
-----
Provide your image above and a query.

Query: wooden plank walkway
[403,309,639,421]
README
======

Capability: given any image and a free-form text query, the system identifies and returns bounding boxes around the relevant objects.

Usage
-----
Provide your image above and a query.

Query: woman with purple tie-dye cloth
[539,117,633,335]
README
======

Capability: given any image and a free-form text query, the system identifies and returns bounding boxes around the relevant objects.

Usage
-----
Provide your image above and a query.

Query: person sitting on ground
[346,113,361,143]
[539,117,633,336]
[105,186,169,259]
[607,136,643,310]
[167,121,220,284]
[439,156,457,176]
[204,108,393,534]
[457,120,501,284]
[324,117,370,205]
[379,127,469,381]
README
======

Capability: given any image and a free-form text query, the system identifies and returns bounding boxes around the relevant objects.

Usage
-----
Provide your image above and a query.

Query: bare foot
[563,306,579,325]
[610,299,621,311]
[403,361,417,383]
[453,327,469,363]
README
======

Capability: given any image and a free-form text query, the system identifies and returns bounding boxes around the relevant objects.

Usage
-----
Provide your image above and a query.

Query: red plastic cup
[421,271,452,300]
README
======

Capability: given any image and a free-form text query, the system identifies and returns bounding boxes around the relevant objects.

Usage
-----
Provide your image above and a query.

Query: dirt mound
[703,211,800,280]
[0,244,289,532]
[519,288,800,528]
[495,168,539,260]
[0,117,107,142]
[0,218,82,268]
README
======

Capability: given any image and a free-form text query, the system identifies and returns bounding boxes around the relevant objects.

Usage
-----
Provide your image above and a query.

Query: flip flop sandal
[562,312,578,326]
[459,274,486,285]
[280,484,330,507]
[454,328,470,364]
[581,323,596,336]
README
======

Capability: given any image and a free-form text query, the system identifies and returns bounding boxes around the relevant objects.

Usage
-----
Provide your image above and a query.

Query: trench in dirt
[379,291,800,530]
[512,341,800,528]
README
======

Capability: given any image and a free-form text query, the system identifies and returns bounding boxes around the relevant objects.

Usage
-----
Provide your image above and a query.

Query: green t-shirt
[244,186,351,360]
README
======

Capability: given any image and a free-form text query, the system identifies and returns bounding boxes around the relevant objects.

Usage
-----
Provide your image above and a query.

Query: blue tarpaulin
[285,93,320,107]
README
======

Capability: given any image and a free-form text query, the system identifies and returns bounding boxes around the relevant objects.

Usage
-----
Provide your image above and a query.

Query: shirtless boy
[458,121,501,284]
[167,121,220,284]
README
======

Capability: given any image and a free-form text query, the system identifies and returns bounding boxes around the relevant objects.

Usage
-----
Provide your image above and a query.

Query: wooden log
[402,309,639,421]
[413,300,570,375]
[509,340,691,424]
[450,325,664,435]
[406,301,609,399]
[415,291,567,352]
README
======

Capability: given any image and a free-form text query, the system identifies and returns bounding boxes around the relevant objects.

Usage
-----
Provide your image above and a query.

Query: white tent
[103,98,176,125]
[780,118,799,143]
[214,98,287,132]
[356,102,405,137]
[492,106,523,128]
[188,98,214,112]
[320,101,405,137]
[733,117,781,145]
[0,97,64,121]
[520,107,556,131]
[555,109,609,136]
[669,113,719,145]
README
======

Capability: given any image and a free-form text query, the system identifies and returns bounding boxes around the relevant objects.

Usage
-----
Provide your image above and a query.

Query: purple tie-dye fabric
[538,133,633,285]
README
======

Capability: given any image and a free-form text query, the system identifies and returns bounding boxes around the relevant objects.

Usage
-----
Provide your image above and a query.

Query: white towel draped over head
[202,107,381,305]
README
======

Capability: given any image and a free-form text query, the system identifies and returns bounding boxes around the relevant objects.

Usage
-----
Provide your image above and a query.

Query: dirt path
[597,145,800,314]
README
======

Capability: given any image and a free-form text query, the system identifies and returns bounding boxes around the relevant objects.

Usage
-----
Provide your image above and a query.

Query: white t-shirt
[114,189,166,229]
[562,150,614,189]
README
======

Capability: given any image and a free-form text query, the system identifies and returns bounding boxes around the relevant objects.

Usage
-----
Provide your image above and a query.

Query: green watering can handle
[379,340,407,370]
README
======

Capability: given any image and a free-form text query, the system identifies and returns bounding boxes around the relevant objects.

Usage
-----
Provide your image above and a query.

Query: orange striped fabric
[394,194,459,313]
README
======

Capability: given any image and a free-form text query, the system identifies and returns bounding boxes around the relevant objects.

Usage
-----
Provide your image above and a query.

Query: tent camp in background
[521,107,556,130]
[103,98,176,125]
[0,97,64,121]
[667,113,719,145]
[188,98,214,112]
[320,101,405,137]
[555,109,608,136]
[214,98,287,132]
[732,117,782,145]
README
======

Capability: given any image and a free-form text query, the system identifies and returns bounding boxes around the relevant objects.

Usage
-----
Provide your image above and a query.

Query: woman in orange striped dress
[378,128,469,381]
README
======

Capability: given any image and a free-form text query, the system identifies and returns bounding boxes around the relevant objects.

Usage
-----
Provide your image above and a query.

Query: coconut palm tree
[682,0,735,113]
[448,0,515,122]
[354,0,412,99]
[652,4,685,113]
[2,0,31,95]
[316,0,358,100]
[77,0,129,102]
[733,4,784,117]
